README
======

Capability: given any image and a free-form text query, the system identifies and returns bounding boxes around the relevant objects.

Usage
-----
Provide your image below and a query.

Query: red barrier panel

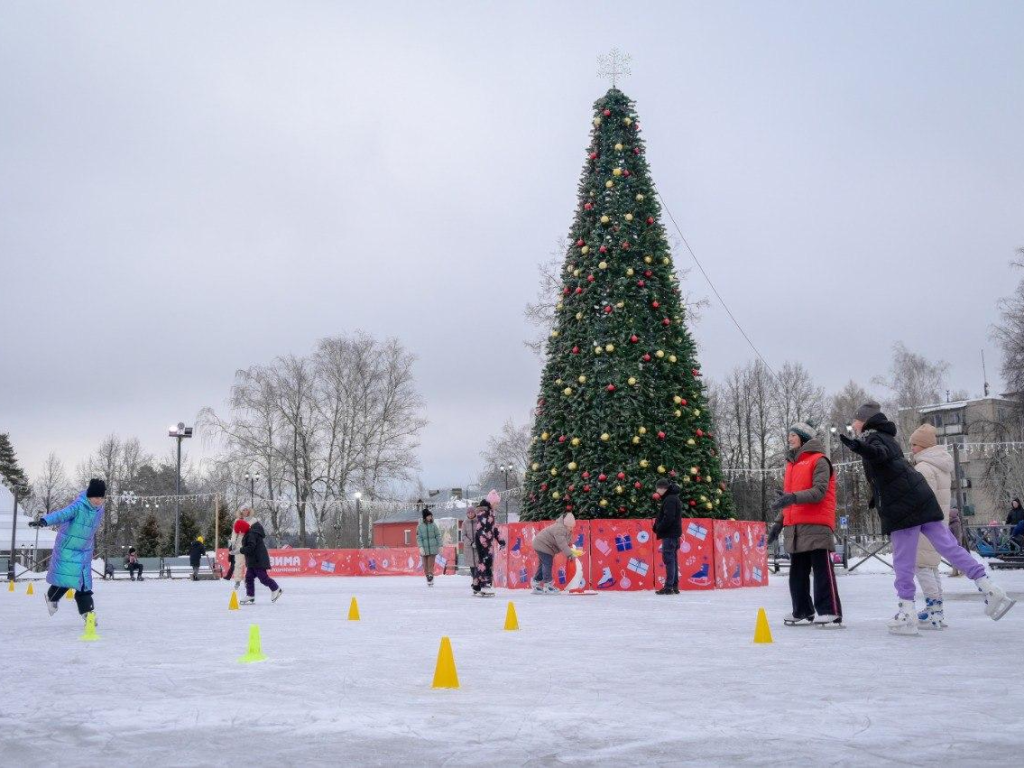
[588,519,655,591]
[653,518,715,591]
[740,521,769,587]
[713,520,744,589]
[215,546,456,577]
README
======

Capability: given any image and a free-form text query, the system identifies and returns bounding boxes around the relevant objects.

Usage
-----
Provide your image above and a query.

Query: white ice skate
[783,613,813,626]
[239,596,255,605]
[888,599,919,636]
[541,583,561,596]
[975,576,1015,620]
[813,614,843,629]
[271,588,283,603]
[44,593,59,616]
[531,583,544,594]
[917,598,946,630]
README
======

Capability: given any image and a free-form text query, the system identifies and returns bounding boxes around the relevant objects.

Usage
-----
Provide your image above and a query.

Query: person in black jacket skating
[840,403,1014,632]
[653,480,683,595]
[188,536,205,581]
[238,518,282,604]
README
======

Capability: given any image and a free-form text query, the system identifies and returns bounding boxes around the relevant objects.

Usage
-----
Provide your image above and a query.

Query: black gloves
[839,434,858,451]
[28,518,46,528]
[767,522,783,545]
[770,493,797,513]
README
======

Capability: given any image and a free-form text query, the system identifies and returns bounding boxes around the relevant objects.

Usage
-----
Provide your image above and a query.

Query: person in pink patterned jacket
[471,500,505,596]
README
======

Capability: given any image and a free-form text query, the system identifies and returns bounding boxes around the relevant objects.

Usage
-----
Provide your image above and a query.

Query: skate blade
[783,620,814,627]
[888,627,920,636]
[816,622,845,629]
[989,597,1016,621]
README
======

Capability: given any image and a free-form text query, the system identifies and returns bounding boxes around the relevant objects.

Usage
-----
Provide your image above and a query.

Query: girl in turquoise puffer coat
[30,479,106,620]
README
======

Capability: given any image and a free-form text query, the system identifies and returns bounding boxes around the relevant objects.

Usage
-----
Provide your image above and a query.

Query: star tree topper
[597,48,632,89]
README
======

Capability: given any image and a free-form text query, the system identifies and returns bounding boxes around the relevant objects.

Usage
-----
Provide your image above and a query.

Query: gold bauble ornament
[600,215,610,224]
[625,213,634,222]
[593,117,602,126]
[581,245,590,254]
[655,350,665,359]
[541,432,549,441]
[605,180,614,189]
[716,489,723,496]
[638,426,647,435]
[605,343,615,353]
[571,437,581,446]
[599,498,609,508]
[663,257,670,265]
[669,355,677,363]
[644,255,653,264]
[552,491,561,500]
[673,396,683,405]
[550,330,559,338]
[573,268,580,277]
[626,268,635,276]
[555,378,563,385]
[690,466,699,475]
[693,409,701,417]
[632,436,641,445]
[556,302,564,311]
[615,485,624,495]
[550,468,558,476]
[568,461,578,471]
[683,476,691,483]
[675,410,682,417]
[594,346,602,355]
[687,438,696,446]
[612,168,623,177]
[600,432,610,442]
[706,502,713,510]
[598,261,608,270]
[658,465,666,474]
[639,459,649,468]
[624,117,633,125]
[635,194,645,202]
[616,301,624,308]
[531,462,540,471]
[576,312,583,320]
[614,143,623,151]
[563,387,573,396]
[578,375,587,384]
[627,377,637,386]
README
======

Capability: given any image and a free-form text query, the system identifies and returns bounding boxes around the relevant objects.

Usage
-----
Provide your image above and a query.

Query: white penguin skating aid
[564,551,597,596]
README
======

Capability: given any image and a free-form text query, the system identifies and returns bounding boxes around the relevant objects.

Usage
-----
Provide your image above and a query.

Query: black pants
[224,554,235,580]
[661,537,679,589]
[788,549,842,618]
[47,586,94,615]
[128,563,143,580]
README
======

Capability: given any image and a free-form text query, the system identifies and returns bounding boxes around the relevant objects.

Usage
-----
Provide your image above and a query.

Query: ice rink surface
[2,565,1022,767]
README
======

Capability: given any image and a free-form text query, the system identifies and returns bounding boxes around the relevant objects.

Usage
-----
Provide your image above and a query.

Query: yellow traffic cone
[228,590,240,611]
[80,612,100,642]
[432,636,460,689]
[504,601,519,631]
[7,580,14,592]
[753,607,773,644]
[67,588,75,601]
[238,624,267,663]
[26,582,34,596]
[347,597,360,621]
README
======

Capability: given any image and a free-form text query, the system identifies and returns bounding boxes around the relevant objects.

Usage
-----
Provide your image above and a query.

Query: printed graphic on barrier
[653,518,715,591]
[589,519,654,591]
[739,521,769,587]
[503,521,592,590]
[713,520,744,589]
[216,546,456,577]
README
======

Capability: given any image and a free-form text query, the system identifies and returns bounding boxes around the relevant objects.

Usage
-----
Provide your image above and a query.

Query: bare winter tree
[773,361,827,439]
[28,452,72,519]
[872,342,951,446]
[993,249,1024,398]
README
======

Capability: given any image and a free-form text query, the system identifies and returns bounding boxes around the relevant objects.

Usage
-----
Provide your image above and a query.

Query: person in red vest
[768,422,843,628]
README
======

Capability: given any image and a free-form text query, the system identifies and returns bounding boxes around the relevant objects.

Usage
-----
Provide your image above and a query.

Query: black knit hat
[422,507,433,521]
[86,478,107,498]
[478,499,492,510]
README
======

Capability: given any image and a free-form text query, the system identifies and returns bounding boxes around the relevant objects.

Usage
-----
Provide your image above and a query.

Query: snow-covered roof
[901,396,1016,415]
[0,483,57,549]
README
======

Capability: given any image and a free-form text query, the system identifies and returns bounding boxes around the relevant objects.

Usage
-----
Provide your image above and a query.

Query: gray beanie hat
[855,402,882,422]
[789,422,817,444]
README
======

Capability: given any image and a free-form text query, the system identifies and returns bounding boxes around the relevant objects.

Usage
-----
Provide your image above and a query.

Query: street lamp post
[113,490,137,574]
[244,471,260,508]
[354,492,363,548]
[168,422,194,557]
[8,485,21,582]
[499,464,512,524]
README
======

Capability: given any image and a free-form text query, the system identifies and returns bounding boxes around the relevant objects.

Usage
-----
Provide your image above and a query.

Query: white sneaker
[888,599,919,636]
[975,576,1016,620]
[271,588,283,603]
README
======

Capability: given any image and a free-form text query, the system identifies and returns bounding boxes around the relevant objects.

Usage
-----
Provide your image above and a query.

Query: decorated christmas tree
[521,86,733,521]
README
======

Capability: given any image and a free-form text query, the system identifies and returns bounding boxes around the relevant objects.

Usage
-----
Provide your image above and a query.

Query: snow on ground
[2,566,1023,767]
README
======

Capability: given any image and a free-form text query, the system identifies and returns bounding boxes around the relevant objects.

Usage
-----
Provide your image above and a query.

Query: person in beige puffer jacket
[530,512,577,594]
[910,424,955,629]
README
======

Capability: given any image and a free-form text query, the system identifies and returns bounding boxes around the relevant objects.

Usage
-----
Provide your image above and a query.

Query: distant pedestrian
[125,547,144,581]
[531,512,577,595]
[841,403,1015,634]
[653,479,683,596]
[769,423,842,627]
[909,424,954,629]
[239,517,282,604]
[417,506,441,587]
[188,536,206,581]
[29,478,106,623]
[1006,498,1024,527]
[471,500,505,596]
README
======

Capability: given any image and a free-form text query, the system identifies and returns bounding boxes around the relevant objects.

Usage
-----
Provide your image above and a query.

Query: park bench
[162,556,218,580]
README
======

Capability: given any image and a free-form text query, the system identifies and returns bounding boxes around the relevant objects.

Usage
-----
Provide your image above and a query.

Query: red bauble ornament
[603,109,611,116]
[575,287,583,294]
[662,318,671,326]
[696,429,704,438]
[568,484,575,492]
[604,305,613,314]
[658,431,666,440]
[584,202,593,211]
[623,169,631,177]
[589,152,598,160]
[617,471,626,480]
[582,471,590,479]
[571,346,580,354]
[681,399,687,406]
[618,506,627,513]
[637,280,645,287]
[642,353,652,362]
[541,483,548,491]
[633,147,640,154]
[576,239,585,247]
[689,500,697,507]
[565,504,574,511]
[669,470,677,477]
[630,334,639,343]
[582,484,591,492]
[692,368,701,377]
[562,287,570,296]
[696,476,702,483]
[621,241,631,250]
[599,245,607,254]
[651,492,660,501]
[645,270,653,277]
[647,217,655,225]
[558,435,566,442]
[587,274,595,283]
[651,300,660,309]
[634,481,642,489]
[598,473,607,482]
[606,384,616,392]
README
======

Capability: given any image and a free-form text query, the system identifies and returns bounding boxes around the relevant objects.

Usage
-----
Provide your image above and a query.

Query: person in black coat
[188,536,206,581]
[653,480,683,595]
[841,403,1013,632]
[238,519,282,604]
[1005,498,1024,527]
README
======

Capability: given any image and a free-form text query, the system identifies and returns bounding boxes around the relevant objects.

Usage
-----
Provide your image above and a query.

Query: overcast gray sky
[2,1,1022,487]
